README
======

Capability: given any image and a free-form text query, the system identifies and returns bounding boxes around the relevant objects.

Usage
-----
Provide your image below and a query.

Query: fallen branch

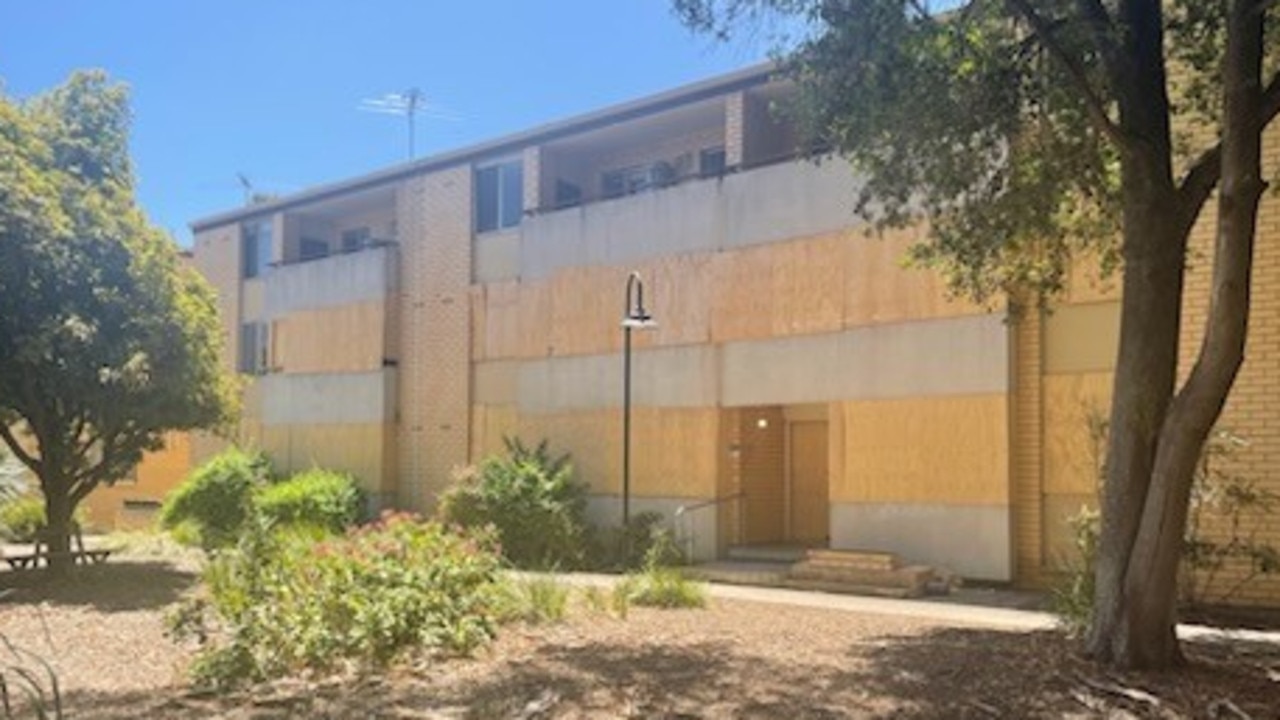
[1208,698,1254,720]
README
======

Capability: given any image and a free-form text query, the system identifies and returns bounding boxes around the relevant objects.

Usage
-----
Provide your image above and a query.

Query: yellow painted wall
[831,395,1009,505]
[84,433,192,531]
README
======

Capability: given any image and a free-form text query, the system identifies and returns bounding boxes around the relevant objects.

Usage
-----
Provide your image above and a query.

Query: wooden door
[788,421,829,543]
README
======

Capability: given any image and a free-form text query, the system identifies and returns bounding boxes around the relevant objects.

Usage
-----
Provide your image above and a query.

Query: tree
[675,0,1277,668]
[0,71,236,569]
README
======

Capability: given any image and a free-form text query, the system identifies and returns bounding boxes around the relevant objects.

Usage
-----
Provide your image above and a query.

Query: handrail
[674,492,746,562]
[675,492,744,517]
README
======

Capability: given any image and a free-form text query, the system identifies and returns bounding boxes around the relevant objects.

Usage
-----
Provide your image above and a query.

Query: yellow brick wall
[397,168,473,512]
[1011,309,1045,585]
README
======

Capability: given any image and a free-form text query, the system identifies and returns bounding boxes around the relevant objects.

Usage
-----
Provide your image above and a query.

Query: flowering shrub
[169,511,504,688]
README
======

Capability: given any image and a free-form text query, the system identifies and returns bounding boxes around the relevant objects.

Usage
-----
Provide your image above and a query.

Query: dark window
[238,322,270,375]
[341,227,371,253]
[242,220,273,278]
[299,237,329,261]
[554,179,582,209]
[475,160,522,233]
[700,146,727,177]
[602,170,626,199]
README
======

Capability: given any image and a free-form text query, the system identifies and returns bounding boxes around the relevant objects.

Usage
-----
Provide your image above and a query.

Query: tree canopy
[676,0,1279,669]
[0,71,235,555]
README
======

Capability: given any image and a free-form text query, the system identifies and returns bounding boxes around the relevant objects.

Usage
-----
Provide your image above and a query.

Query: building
[189,64,1280,603]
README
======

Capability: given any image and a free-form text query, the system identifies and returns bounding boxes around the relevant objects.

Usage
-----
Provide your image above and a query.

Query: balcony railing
[263,242,398,317]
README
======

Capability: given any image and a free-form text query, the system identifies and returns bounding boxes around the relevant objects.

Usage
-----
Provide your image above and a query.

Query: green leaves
[0,71,236,527]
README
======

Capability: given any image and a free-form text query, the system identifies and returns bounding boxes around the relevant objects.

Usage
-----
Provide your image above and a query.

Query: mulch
[1,555,1277,718]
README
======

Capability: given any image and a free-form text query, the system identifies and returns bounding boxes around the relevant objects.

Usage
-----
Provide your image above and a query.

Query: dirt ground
[1,554,1277,719]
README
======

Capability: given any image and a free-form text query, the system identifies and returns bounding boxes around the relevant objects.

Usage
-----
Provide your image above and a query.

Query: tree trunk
[43,484,75,575]
[1085,0,1264,669]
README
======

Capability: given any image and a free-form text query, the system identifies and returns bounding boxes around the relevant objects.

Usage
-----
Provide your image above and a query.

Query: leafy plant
[255,468,365,533]
[439,437,589,570]
[0,634,63,719]
[159,448,271,551]
[1051,507,1100,639]
[0,495,86,543]
[1181,430,1280,607]
[614,536,706,610]
[494,577,570,625]
[588,511,682,571]
[168,512,504,688]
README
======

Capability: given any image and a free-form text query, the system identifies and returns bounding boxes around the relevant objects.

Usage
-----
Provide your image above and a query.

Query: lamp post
[621,272,656,534]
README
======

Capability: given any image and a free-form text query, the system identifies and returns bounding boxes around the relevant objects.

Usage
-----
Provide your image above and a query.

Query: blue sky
[0,2,771,244]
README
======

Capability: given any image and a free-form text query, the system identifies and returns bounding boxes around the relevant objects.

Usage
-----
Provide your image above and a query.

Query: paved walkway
[528,571,1280,646]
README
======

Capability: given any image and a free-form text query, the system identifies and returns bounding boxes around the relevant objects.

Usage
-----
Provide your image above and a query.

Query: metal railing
[674,492,745,562]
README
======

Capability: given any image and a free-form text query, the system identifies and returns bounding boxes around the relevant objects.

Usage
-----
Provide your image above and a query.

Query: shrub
[588,511,683,571]
[0,495,48,543]
[168,512,504,688]
[439,438,589,570]
[494,577,570,625]
[1050,506,1099,639]
[0,495,87,543]
[256,468,365,533]
[614,536,706,610]
[160,448,271,550]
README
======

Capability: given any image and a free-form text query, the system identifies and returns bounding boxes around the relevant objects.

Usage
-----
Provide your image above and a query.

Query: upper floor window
[700,146,727,177]
[475,159,523,233]
[341,226,371,252]
[238,322,270,375]
[242,220,273,279]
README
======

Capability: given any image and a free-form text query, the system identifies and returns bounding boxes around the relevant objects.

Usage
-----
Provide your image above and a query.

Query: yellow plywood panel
[1044,301,1121,374]
[508,407,719,499]
[1042,372,1113,496]
[832,395,1009,505]
[282,424,392,494]
[647,253,713,348]
[549,266,622,357]
[274,300,387,374]
[772,235,845,337]
[711,245,776,342]
[1066,252,1121,305]
[469,404,518,462]
[844,226,983,327]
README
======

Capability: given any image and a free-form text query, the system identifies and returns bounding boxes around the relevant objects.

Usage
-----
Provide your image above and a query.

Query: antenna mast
[358,88,460,160]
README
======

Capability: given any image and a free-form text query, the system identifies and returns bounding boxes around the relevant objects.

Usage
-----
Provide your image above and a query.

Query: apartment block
[190,64,1280,602]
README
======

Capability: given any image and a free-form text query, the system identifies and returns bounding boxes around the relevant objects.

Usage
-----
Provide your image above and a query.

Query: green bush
[616,567,707,609]
[160,448,272,550]
[494,577,571,625]
[439,438,589,570]
[1050,506,1099,639]
[256,468,365,533]
[0,495,48,542]
[168,512,504,688]
[588,511,683,571]
[0,495,87,543]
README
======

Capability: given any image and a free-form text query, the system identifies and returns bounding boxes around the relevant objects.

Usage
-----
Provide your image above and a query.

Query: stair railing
[674,492,745,561]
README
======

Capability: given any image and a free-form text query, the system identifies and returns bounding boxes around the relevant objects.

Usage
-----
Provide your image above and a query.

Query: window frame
[474,158,523,234]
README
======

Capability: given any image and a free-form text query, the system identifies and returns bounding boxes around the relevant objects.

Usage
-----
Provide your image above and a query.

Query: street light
[621,272,656,535]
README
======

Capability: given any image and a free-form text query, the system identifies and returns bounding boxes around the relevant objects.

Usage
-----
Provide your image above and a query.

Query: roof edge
[190,61,778,232]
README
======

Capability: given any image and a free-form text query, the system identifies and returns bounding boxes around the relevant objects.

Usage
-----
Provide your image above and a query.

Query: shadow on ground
[0,560,197,612]
[57,626,1280,719]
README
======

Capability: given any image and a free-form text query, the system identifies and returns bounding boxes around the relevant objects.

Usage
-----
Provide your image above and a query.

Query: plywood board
[1042,372,1113,495]
[832,395,1010,505]
[273,300,387,374]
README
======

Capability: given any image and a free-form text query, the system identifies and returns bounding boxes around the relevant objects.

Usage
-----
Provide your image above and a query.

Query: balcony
[517,157,863,281]
[263,243,398,318]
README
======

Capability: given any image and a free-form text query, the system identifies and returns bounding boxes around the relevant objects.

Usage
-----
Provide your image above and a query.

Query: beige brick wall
[396,168,474,512]
[725,91,745,169]
[1011,308,1045,587]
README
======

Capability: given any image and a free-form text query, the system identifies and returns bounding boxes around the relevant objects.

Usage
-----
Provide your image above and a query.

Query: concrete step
[805,548,899,571]
[726,544,810,564]
[685,561,791,586]
[788,562,933,592]
[783,579,916,599]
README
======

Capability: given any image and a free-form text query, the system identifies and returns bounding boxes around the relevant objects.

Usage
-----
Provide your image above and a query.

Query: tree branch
[1006,0,1127,147]
[1175,69,1280,227]
[1073,0,1121,77]
[0,423,40,474]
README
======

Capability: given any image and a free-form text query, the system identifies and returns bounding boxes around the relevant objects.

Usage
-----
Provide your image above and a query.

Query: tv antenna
[236,172,253,205]
[358,88,461,160]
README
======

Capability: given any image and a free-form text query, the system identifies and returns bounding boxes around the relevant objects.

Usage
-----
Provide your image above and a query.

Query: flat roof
[190,62,777,232]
